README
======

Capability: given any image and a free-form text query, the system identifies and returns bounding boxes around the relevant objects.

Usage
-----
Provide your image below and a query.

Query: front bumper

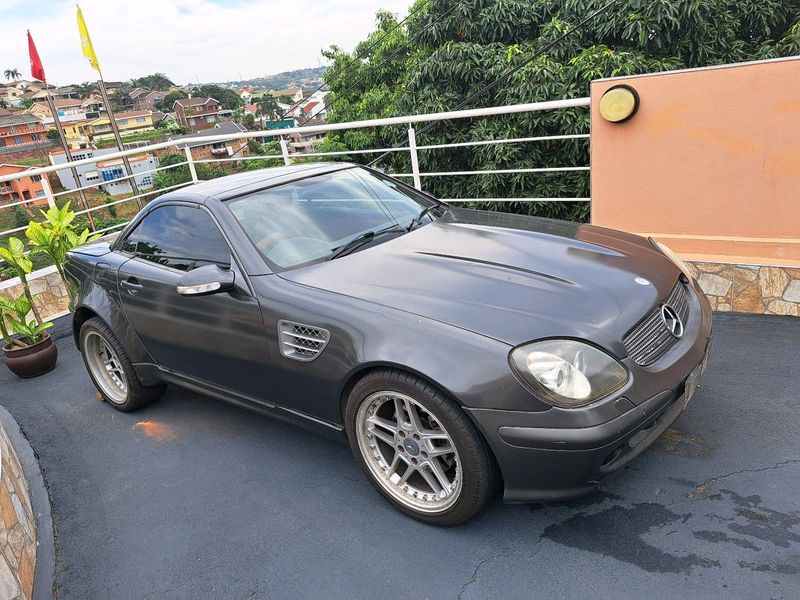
[468,280,713,503]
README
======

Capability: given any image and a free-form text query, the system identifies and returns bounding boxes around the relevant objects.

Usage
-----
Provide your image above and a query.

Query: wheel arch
[72,305,101,349]
[338,361,504,494]
[337,362,464,431]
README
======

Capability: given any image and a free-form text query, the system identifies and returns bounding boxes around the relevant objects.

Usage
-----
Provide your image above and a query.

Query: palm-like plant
[3,68,21,81]
[25,202,99,283]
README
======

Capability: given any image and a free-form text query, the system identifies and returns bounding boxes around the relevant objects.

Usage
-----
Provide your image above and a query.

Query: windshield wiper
[327,225,403,261]
[407,204,437,232]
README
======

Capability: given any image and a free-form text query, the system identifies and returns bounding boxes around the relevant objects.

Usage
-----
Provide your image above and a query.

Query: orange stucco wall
[590,57,800,267]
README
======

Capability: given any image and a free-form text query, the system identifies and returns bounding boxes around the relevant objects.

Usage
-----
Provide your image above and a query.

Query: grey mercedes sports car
[65,163,712,525]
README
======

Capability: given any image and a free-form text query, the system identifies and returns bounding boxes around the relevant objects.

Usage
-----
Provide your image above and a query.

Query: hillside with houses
[0,69,329,274]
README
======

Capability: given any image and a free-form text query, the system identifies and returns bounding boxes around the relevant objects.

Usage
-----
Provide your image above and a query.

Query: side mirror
[176,264,235,296]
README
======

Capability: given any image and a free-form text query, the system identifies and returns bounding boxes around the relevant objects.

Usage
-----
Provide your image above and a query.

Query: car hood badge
[661,304,684,338]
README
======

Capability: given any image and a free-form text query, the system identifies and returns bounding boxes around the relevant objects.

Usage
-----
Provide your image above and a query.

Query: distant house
[167,121,249,160]
[49,148,158,196]
[30,86,80,101]
[0,164,50,207]
[1,87,25,106]
[131,90,167,111]
[87,110,156,140]
[62,120,93,150]
[0,114,47,150]
[81,95,105,118]
[27,98,87,124]
[173,97,229,132]
[236,86,254,103]
[267,87,303,103]
[103,82,125,96]
[287,118,325,155]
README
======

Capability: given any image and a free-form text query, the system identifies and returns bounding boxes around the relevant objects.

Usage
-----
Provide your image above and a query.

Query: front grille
[623,281,689,366]
[278,320,330,362]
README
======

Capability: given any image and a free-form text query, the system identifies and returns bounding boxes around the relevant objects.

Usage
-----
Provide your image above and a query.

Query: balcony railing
[0,97,591,266]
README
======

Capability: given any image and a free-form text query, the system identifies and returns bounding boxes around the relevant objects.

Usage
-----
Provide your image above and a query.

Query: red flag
[27,30,46,84]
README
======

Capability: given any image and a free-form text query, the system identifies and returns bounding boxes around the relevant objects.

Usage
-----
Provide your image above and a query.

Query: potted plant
[0,294,56,378]
[0,237,43,325]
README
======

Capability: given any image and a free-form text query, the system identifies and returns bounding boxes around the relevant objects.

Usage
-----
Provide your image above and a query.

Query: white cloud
[1,0,411,85]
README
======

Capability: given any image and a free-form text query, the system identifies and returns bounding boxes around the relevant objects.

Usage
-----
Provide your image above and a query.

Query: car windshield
[226,167,435,270]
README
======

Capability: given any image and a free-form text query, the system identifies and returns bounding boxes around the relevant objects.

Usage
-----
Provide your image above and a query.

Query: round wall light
[598,85,639,123]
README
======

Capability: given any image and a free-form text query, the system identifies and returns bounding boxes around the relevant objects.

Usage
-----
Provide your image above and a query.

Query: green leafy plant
[0,237,42,325]
[0,294,51,349]
[25,202,99,282]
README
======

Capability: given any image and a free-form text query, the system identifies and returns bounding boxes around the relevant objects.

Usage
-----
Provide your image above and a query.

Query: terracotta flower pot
[3,334,58,379]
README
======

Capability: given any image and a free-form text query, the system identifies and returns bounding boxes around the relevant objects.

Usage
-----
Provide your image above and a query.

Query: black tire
[79,317,165,412]
[345,368,496,525]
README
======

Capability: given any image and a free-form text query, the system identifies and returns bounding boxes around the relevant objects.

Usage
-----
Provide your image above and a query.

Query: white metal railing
[0,97,591,259]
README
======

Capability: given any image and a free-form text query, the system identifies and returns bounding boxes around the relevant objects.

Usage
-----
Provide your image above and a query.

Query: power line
[265,0,433,130]
[367,0,622,167]
[292,0,465,131]
[222,3,437,162]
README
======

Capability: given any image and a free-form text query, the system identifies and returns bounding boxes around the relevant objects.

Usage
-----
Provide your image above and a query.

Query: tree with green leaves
[3,68,21,81]
[131,72,175,91]
[157,90,188,111]
[196,85,243,110]
[323,0,800,221]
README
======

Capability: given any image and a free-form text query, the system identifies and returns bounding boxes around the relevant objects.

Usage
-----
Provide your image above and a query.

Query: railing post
[184,146,199,183]
[40,175,56,209]
[407,127,422,191]
[279,138,292,166]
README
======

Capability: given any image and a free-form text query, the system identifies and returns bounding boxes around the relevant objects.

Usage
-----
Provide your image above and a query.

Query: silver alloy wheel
[355,391,462,513]
[83,331,128,405]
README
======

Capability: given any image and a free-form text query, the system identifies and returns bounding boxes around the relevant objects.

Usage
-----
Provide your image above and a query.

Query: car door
[116,202,271,400]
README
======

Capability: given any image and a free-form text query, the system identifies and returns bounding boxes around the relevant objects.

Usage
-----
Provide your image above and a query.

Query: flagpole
[76,4,142,209]
[95,76,143,208]
[44,83,97,229]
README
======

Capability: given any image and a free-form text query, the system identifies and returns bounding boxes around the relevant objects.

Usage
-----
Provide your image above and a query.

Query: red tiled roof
[174,97,219,108]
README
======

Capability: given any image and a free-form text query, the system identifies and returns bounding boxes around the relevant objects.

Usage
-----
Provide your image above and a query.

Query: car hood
[278,209,681,352]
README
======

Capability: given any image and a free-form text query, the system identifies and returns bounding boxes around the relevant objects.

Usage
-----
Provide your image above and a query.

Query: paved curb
[0,405,55,600]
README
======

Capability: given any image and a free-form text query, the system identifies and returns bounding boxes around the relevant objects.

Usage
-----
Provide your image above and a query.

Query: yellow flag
[76,5,101,75]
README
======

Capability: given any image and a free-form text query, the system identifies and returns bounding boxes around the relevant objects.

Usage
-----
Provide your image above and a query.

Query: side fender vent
[278,320,330,362]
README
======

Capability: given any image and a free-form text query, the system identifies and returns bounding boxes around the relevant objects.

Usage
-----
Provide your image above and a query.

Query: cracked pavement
[0,312,798,599]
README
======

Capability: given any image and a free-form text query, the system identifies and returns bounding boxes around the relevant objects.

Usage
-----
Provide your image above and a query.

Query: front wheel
[79,317,165,412]
[346,369,496,525]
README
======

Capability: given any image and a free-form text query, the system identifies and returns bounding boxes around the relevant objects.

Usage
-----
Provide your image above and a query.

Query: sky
[0,0,410,86]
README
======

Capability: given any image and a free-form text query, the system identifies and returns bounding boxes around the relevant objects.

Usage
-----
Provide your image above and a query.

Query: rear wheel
[79,317,165,412]
[346,369,496,525]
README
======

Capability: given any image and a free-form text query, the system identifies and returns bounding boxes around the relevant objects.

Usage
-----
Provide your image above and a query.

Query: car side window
[130,205,231,272]
[120,223,140,253]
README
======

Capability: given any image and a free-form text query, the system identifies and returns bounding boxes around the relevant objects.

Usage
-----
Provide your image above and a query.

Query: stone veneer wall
[0,423,36,599]
[1,260,799,322]
[686,261,800,316]
[0,266,70,323]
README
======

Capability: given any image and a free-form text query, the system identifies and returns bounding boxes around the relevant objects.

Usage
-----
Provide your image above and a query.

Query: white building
[49,148,158,196]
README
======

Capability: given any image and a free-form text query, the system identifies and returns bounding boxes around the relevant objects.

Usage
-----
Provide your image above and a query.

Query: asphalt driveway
[1,312,798,599]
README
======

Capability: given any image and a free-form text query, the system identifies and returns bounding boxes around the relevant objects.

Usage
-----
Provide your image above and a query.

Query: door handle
[121,277,143,294]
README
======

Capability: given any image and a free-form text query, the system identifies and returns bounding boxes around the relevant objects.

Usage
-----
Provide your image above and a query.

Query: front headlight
[509,340,628,408]
[649,238,691,280]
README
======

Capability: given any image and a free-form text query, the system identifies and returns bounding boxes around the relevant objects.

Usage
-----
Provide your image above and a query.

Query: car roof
[155,162,356,205]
